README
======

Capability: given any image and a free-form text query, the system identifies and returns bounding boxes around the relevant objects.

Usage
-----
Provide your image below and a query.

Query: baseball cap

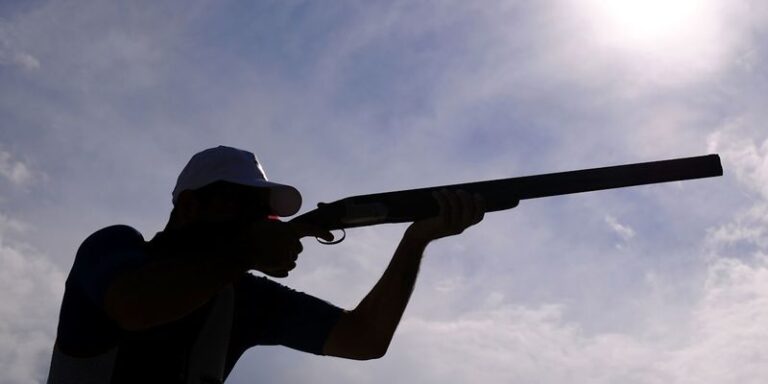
[172,146,302,217]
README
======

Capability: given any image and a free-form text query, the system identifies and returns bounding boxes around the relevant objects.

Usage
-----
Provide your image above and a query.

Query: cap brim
[245,180,302,217]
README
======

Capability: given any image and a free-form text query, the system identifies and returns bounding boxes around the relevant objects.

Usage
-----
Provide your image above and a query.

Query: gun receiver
[290,154,723,243]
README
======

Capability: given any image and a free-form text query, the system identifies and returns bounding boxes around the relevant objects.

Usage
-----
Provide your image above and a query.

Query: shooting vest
[47,286,235,384]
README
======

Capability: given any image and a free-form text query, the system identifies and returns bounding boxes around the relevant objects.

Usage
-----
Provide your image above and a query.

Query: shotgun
[290,154,723,244]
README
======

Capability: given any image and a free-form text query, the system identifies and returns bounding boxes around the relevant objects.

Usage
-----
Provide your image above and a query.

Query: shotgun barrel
[290,154,723,237]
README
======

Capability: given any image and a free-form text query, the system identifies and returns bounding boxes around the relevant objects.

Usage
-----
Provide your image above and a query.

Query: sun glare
[579,0,725,83]
[588,0,711,45]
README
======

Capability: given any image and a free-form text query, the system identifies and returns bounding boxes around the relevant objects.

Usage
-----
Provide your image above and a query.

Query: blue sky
[1,1,767,383]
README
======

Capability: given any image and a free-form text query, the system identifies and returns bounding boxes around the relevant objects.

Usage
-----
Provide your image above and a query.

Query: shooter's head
[168,146,302,227]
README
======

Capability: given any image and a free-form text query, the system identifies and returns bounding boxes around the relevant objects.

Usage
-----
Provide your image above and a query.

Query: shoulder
[81,225,145,250]
[75,225,145,260]
[67,225,150,305]
[70,225,147,283]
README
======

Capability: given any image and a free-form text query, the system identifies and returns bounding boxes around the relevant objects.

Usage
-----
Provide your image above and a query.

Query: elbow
[357,341,390,360]
[323,339,389,361]
[341,343,388,361]
[323,316,392,360]
[365,338,392,360]
[365,347,388,360]
[323,309,398,360]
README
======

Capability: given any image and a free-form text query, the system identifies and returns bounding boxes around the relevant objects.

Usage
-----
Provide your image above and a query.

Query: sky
[0,0,767,383]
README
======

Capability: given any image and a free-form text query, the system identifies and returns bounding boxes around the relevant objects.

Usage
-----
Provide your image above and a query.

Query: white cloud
[0,212,29,234]
[12,52,40,70]
[433,276,466,294]
[666,255,768,383]
[0,150,35,186]
[708,131,768,200]
[0,50,40,71]
[0,21,40,71]
[0,213,65,384]
[707,203,768,250]
[313,252,768,384]
[605,214,636,241]
[706,125,768,251]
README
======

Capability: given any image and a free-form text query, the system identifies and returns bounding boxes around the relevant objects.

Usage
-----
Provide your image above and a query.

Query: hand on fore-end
[404,189,487,245]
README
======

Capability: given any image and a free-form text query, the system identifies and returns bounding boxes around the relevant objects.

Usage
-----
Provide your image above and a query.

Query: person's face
[181,182,272,224]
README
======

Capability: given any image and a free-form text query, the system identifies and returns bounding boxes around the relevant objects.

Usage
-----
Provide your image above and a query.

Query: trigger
[317,229,346,245]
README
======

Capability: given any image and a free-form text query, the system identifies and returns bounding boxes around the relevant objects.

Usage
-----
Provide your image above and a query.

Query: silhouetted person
[47,146,486,383]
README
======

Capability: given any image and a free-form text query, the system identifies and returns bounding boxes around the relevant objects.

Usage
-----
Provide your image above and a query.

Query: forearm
[355,232,426,336]
[324,230,429,358]
[324,190,486,359]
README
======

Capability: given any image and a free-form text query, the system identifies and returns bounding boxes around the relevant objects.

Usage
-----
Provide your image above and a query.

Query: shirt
[48,225,343,383]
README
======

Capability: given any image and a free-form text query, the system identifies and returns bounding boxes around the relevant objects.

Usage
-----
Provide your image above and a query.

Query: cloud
[366,252,768,384]
[0,150,35,186]
[0,212,65,384]
[669,255,768,383]
[0,21,40,71]
[234,249,768,384]
[707,203,768,250]
[0,212,29,234]
[605,214,636,242]
[706,125,768,252]
[708,130,768,199]
[11,52,39,70]
[308,229,768,384]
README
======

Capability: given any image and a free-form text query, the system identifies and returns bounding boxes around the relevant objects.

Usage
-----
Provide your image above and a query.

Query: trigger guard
[317,229,346,245]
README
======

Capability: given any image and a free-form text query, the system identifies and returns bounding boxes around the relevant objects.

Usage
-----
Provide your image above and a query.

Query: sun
[577,0,726,83]
[587,0,712,46]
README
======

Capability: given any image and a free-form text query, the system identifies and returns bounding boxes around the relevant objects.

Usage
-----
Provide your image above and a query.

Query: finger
[286,259,297,272]
[294,240,303,255]
[472,193,486,224]
[444,189,461,226]
[457,190,474,226]
[433,190,448,217]
[316,230,335,242]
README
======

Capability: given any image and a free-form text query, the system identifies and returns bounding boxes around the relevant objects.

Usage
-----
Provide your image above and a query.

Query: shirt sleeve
[67,225,149,308]
[231,274,344,355]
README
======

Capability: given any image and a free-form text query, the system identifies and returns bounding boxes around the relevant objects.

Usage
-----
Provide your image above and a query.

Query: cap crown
[172,146,301,216]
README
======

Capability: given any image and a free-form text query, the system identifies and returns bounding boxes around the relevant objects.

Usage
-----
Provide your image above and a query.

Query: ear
[175,190,201,224]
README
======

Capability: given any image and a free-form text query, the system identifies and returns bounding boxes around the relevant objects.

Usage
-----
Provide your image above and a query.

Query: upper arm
[232,275,344,355]
[69,225,148,308]
[55,226,147,356]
